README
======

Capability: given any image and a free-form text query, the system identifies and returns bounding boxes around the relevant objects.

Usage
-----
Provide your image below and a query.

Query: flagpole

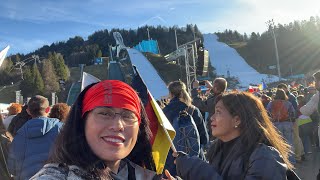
[160,123,177,153]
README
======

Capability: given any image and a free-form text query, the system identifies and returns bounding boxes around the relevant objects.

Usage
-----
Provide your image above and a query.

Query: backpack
[270,100,290,122]
[172,106,200,157]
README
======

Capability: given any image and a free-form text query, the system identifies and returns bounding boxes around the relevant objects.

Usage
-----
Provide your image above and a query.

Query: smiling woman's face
[84,107,139,163]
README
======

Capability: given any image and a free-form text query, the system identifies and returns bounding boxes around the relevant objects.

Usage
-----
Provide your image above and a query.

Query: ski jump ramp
[127,48,169,100]
[204,33,278,88]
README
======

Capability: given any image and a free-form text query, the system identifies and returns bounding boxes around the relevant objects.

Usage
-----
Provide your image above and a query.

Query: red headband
[82,80,141,123]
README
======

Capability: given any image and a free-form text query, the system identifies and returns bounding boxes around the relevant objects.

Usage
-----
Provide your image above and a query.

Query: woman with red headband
[31,80,158,179]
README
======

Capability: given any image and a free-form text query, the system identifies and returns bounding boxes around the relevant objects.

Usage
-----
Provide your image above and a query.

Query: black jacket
[176,142,295,180]
[191,88,218,123]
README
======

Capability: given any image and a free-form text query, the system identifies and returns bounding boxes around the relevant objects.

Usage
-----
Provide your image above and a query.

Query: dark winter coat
[191,88,218,123]
[176,141,295,180]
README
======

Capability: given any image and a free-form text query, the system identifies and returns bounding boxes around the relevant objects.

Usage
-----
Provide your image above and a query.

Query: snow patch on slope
[204,33,278,88]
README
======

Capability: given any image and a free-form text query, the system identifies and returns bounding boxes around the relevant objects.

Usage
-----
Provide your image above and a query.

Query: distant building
[134,40,160,54]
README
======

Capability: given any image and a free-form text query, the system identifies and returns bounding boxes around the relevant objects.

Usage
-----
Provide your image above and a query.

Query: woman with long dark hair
[165,92,299,180]
[31,80,157,179]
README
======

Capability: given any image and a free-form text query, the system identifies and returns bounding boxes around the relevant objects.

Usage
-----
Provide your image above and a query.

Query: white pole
[272,27,281,81]
[266,19,281,81]
[267,19,281,81]
[175,29,178,50]
[147,28,150,40]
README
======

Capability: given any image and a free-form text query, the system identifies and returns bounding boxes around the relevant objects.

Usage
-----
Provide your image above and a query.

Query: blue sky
[1,0,319,54]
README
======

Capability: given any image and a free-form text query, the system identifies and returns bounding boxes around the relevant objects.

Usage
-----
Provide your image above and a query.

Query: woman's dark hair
[126,101,156,171]
[274,89,288,100]
[208,92,293,169]
[48,83,155,177]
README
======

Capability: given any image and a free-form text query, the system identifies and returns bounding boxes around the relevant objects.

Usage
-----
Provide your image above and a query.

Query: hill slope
[204,34,279,88]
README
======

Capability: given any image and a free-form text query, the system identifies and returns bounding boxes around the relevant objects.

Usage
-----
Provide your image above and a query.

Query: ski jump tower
[164,38,200,93]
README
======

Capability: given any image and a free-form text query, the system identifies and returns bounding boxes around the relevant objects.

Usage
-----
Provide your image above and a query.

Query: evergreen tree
[0,57,13,71]
[41,59,60,96]
[50,52,69,81]
[14,54,21,64]
[250,32,259,41]
[84,44,100,64]
[20,68,34,97]
[32,63,45,95]
[243,33,248,41]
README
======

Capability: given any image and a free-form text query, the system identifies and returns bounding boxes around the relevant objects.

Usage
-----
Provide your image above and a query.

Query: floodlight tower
[266,19,281,81]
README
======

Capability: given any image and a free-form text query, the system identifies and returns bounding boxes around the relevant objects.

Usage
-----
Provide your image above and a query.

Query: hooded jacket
[7,117,63,180]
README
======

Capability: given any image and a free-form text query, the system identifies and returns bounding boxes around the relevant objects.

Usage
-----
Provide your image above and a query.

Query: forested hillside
[7,24,202,67]
[0,24,203,102]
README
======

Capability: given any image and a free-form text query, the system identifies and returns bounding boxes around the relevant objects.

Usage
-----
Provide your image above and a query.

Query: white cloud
[139,16,168,27]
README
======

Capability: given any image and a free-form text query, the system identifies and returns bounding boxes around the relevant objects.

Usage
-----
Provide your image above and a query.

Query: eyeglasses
[94,108,138,126]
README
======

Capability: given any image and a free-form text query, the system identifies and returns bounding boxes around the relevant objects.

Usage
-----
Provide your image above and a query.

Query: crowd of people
[1,71,320,179]
[0,98,69,180]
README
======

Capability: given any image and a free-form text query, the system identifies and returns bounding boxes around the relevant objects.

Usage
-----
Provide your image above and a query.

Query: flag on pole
[0,46,10,68]
[249,85,259,93]
[131,66,175,174]
[262,81,268,90]
[81,72,101,91]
